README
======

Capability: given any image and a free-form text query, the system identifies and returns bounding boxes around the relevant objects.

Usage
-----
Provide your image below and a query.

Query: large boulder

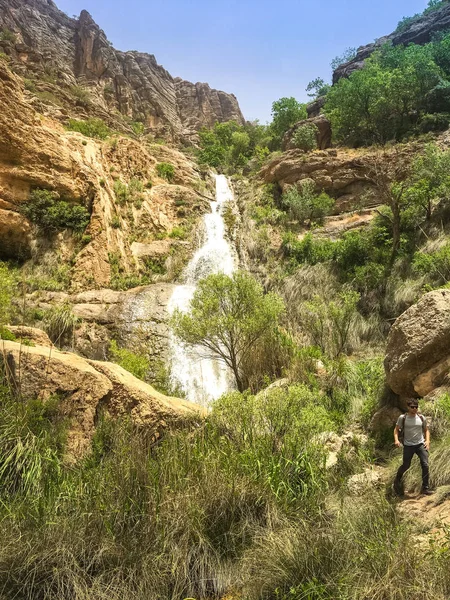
[282,115,332,151]
[1,338,203,457]
[385,289,450,397]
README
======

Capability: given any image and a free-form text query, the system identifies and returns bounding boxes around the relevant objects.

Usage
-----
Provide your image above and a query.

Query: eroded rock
[385,289,450,397]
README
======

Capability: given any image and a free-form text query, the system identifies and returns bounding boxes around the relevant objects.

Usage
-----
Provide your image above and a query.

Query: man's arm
[424,424,430,450]
[394,424,401,447]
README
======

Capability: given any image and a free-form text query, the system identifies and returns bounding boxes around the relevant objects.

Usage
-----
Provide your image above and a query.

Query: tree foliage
[325,38,450,146]
[282,180,334,225]
[270,97,307,141]
[171,271,285,391]
[22,189,90,234]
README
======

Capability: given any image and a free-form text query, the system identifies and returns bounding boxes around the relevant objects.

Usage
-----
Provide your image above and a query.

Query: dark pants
[395,444,429,489]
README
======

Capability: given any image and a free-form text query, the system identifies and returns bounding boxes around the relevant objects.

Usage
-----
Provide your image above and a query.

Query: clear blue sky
[56,0,430,123]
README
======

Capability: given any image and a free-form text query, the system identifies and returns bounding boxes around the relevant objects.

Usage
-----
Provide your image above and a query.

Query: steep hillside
[0,0,244,142]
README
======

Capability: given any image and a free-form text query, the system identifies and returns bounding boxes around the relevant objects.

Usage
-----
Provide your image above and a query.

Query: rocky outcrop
[0,58,209,287]
[2,337,203,457]
[29,284,176,361]
[282,115,332,151]
[333,3,450,83]
[260,143,419,213]
[385,289,450,398]
[0,0,245,139]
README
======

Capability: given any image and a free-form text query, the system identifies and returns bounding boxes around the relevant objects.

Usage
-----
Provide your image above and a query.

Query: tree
[330,47,357,72]
[282,180,334,225]
[170,271,285,392]
[270,97,307,141]
[306,78,331,99]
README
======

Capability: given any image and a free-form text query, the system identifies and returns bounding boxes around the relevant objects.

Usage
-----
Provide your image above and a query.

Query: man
[393,400,432,496]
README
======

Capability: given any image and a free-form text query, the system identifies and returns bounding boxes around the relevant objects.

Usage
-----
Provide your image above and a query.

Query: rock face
[0,0,245,139]
[333,3,450,84]
[2,337,203,457]
[385,289,450,398]
[282,115,332,151]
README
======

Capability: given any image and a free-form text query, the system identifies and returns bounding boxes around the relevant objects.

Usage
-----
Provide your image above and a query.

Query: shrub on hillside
[109,340,149,380]
[156,162,175,182]
[66,118,111,140]
[292,123,319,152]
[282,232,335,265]
[412,242,450,283]
[22,189,90,233]
[282,180,334,225]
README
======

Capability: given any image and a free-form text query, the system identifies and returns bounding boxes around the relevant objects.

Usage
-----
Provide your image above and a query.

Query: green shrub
[110,215,121,228]
[413,242,450,283]
[109,340,149,380]
[69,85,90,105]
[282,181,334,225]
[156,162,175,182]
[168,226,187,239]
[21,189,90,233]
[66,118,110,140]
[0,27,16,42]
[113,179,129,205]
[418,112,450,132]
[43,302,79,346]
[282,232,335,265]
[292,123,319,151]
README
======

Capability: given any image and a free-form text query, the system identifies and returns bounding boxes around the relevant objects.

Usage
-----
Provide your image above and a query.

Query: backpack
[398,413,425,444]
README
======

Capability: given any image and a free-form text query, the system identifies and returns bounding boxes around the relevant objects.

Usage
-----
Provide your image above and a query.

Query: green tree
[282,180,334,225]
[306,78,331,99]
[292,123,319,151]
[330,47,357,71]
[270,97,307,141]
[325,44,442,145]
[171,271,285,392]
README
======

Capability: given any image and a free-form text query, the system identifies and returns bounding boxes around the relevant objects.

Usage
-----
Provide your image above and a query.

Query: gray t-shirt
[396,414,425,446]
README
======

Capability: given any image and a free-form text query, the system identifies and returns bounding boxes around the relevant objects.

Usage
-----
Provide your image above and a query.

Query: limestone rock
[333,3,450,83]
[347,468,383,495]
[0,0,245,139]
[369,405,402,434]
[2,337,203,457]
[88,360,204,428]
[413,356,450,398]
[0,208,32,260]
[385,289,450,397]
[2,339,113,457]
[282,115,332,151]
[6,326,52,347]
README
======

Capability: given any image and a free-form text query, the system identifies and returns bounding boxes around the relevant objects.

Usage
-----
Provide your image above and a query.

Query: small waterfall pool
[167,174,237,405]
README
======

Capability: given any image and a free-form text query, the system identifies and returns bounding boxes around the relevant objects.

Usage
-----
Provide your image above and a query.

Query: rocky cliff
[0,0,245,141]
[333,3,450,83]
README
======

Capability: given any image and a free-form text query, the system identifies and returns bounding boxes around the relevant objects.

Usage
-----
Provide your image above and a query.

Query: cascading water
[167,174,237,405]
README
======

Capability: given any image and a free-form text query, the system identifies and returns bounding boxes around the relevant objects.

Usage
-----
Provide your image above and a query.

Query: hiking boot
[421,488,433,496]
[393,478,404,497]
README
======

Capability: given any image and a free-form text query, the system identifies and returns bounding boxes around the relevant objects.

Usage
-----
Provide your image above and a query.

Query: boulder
[369,405,402,434]
[385,289,450,397]
[6,326,52,347]
[347,468,383,495]
[89,360,204,428]
[1,337,203,458]
[282,115,332,151]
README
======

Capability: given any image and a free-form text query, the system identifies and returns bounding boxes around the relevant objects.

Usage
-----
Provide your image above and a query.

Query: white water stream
[167,174,237,405]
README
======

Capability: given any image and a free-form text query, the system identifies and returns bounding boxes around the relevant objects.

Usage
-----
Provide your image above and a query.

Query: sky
[55,0,431,123]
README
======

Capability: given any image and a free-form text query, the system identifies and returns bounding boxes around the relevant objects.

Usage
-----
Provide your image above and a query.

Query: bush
[282,180,334,225]
[292,123,319,151]
[0,262,16,328]
[0,27,16,42]
[419,112,450,132]
[156,162,175,182]
[21,189,90,233]
[66,118,111,140]
[43,302,79,346]
[413,242,450,283]
[69,85,90,105]
[113,179,129,205]
[282,232,335,265]
[109,340,149,380]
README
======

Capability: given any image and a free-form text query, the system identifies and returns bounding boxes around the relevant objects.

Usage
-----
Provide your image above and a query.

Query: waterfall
[167,174,237,405]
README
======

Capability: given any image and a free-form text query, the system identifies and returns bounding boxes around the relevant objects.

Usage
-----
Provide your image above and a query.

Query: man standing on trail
[393,400,432,496]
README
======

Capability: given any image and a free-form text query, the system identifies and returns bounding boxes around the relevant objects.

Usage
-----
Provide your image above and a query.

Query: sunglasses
[408,405,418,409]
